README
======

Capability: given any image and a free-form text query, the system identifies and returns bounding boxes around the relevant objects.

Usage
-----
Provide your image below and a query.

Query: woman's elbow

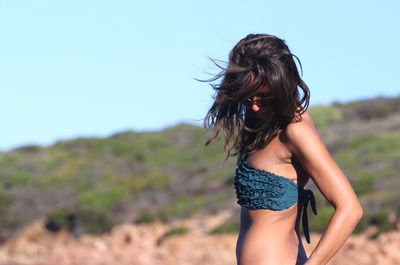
[352,204,363,220]
[344,202,363,221]
[336,200,363,220]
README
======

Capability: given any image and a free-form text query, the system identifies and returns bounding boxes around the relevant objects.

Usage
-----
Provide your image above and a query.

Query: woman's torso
[235,132,310,265]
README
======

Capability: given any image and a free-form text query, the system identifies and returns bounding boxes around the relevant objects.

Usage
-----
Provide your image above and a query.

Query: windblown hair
[201,33,310,163]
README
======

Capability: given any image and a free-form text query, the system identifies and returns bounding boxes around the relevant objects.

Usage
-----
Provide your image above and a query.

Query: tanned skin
[235,97,363,265]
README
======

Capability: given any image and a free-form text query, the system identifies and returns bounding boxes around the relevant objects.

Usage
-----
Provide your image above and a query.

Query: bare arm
[285,111,363,265]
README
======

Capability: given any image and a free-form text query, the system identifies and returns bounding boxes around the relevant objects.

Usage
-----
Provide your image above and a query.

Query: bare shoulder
[284,110,318,144]
[282,110,362,214]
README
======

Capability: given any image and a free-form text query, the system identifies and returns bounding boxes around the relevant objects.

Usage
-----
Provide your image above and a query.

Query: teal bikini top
[234,160,317,244]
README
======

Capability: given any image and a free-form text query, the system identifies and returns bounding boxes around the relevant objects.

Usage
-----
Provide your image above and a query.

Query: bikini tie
[300,188,317,244]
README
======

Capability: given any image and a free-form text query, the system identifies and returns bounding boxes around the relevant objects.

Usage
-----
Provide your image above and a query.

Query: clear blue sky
[1,0,399,151]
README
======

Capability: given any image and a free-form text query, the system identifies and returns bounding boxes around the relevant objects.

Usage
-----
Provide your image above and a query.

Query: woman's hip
[236,227,307,265]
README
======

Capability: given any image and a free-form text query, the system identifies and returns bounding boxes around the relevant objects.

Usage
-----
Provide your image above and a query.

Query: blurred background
[0,0,399,264]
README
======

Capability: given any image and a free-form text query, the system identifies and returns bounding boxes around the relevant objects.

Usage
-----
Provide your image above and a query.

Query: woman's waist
[236,223,306,265]
[237,222,301,257]
[239,218,300,237]
[239,206,301,234]
[241,204,300,223]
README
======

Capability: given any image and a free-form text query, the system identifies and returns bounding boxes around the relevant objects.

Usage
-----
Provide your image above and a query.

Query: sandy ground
[0,211,399,265]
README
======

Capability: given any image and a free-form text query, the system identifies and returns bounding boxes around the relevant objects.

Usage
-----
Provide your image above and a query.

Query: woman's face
[250,84,269,113]
[250,96,261,112]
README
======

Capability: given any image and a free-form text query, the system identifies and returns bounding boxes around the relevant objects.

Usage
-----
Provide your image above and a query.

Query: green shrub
[8,171,31,187]
[145,171,170,189]
[353,213,370,234]
[203,170,234,184]
[195,138,226,162]
[118,173,150,192]
[43,151,70,170]
[134,152,145,162]
[308,205,334,233]
[158,194,205,222]
[353,173,379,196]
[0,154,19,168]
[308,105,343,128]
[36,175,66,188]
[14,145,43,153]
[45,209,72,230]
[349,98,395,120]
[45,207,115,235]
[209,218,240,234]
[111,135,168,157]
[147,147,192,167]
[333,151,364,178]
[111,142,136,157]
[77,185,131,211]
[347,131,400,161]
[163,226,188,238]
[134,210,156,224]
[369,207,395,239]
[0,190,12,215]
[348,134,379,149]
[117,171,171,192]
[210,193,229,204]
[205,193,231,214]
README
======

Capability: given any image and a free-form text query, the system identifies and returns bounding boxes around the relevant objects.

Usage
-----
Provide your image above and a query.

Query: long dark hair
[201,33,310,163]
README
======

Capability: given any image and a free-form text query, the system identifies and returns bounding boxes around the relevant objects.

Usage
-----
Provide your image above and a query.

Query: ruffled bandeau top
[234,159,318,244]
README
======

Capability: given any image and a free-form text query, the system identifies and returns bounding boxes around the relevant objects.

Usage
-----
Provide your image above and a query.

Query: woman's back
[235,120,310,265]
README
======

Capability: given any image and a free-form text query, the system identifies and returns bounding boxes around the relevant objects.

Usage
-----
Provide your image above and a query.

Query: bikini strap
[300,188,318,244]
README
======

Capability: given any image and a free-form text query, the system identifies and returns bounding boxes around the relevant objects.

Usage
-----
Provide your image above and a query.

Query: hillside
[0,95,400,242]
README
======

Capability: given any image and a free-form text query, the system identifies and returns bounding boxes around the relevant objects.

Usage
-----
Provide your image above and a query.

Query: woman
[202,34,363,265]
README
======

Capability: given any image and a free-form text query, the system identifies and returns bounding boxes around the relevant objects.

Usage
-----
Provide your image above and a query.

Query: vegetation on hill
[0,95,399,241]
